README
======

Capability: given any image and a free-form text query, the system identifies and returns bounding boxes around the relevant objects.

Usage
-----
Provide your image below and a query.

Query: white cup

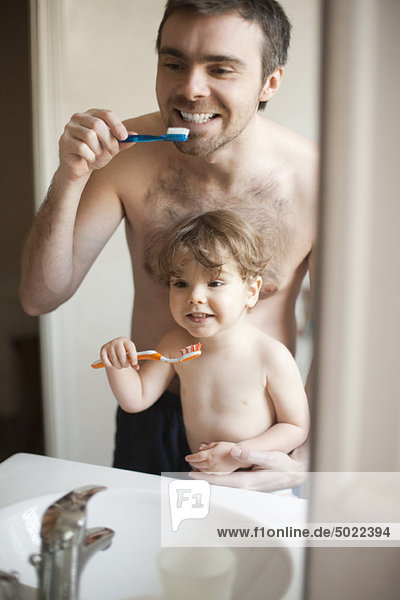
[158,547,237,600]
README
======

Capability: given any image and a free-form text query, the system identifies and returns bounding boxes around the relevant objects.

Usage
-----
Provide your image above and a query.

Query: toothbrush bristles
[180,343,202,356]
[166,127,190,140]
[167,127,190,135]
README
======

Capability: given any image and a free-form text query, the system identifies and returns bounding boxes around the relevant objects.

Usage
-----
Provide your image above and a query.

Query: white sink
[0,486,292,600]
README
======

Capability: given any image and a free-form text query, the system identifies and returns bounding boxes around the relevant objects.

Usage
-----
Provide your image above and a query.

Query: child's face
[168,254,261,338]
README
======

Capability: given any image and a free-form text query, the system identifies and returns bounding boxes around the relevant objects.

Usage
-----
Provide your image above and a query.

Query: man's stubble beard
[172,127,241,157]
[167,97,262,158]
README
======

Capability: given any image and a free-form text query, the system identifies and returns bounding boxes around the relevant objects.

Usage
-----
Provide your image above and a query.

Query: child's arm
[186,343,310,474]
[100,336,175,413]
[244,342,310,454]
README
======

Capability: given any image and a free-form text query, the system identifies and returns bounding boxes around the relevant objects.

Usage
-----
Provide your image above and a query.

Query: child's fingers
[185,452,202,463]
[99,346,113,367]
[185,449,210,464]
[124,339,139,369]
[110,340,128,367]
[100,342,117,367]
[100,337,137,369]
[112,344,124,366]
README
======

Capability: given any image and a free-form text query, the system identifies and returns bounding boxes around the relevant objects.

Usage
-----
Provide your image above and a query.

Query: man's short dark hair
[156,0,291,110]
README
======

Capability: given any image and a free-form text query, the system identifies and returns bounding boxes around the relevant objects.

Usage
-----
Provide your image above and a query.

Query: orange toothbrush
[91,343,202,369]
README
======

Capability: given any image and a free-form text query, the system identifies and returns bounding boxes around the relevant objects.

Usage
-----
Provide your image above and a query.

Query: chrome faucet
[28,485,114,600]
[0,571,20,600]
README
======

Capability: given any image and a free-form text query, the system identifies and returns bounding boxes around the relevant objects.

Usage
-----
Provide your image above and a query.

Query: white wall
[267,0,321,142]
[31,0,320,465]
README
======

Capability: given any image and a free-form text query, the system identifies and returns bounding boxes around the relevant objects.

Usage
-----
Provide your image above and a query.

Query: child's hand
[185,441,241,474]
[100,337,140,370]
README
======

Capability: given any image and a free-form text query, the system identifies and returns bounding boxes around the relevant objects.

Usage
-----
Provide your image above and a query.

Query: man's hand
[188,442,309,492]
[59,109,135,180]
[185,441,247,474]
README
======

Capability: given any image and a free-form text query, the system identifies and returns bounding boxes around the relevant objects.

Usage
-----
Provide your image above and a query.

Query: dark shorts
[112,390,191,475]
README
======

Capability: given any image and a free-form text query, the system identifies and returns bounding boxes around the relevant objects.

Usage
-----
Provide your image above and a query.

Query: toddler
[99,210,309,473]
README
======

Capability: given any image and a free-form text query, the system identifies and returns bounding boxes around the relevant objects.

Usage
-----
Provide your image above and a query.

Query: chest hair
[139,165,297,290]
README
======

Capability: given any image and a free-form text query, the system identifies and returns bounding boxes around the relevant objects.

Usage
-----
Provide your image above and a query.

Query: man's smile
[179,111,218,124]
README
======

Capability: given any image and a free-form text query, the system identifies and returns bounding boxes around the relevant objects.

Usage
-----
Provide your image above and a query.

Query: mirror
[10,0,321,468]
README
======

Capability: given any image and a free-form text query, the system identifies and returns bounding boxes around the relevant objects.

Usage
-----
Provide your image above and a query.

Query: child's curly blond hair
[157,209,267,285]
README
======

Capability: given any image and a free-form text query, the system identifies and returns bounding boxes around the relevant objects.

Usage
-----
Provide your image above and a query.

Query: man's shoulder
[257,117,319,204]
[258,116,318,163]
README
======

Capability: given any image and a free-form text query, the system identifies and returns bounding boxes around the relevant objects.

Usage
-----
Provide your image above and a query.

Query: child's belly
[183,398,276,453]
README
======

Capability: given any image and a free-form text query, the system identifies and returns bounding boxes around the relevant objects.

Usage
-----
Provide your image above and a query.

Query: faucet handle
[53,485,107,507]
[0,571,20,600]
[28,486,114,600]
[40,485,107,550]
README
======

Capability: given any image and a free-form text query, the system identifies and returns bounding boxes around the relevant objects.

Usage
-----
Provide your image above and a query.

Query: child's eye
[208,281,223,287]
[171,280,187,288]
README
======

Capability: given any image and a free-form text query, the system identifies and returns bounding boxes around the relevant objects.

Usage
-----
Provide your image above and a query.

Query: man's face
[156,8,270,157]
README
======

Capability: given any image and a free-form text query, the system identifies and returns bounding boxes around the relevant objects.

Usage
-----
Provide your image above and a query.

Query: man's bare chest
[124,168,310,290]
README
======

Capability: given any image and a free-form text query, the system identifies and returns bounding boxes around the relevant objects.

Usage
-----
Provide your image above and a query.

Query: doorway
[0,1,44,461]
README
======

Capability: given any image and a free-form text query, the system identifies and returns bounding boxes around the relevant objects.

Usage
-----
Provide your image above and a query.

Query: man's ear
[259,67,284,102]
[246,276,262,309]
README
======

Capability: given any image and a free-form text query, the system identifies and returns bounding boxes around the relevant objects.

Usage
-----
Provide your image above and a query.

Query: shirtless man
[20,0,318,488]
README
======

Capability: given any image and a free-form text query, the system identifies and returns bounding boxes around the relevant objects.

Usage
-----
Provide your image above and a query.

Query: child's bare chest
[177,353,275,442]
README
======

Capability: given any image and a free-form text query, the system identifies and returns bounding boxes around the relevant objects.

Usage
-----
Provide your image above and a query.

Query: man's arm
[19,109,134,315]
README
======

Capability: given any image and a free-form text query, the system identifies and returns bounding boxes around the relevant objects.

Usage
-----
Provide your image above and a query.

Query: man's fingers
[88,108,128,141]
[188,468,291,491]
[59,109,137,179]
[80,114,120,156]
[230,447,289,470]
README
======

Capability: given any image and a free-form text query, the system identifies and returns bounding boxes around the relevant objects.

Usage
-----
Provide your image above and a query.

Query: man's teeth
[180,111,216,124]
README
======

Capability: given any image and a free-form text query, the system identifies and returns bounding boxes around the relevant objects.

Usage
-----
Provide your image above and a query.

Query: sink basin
[0,486,292,600]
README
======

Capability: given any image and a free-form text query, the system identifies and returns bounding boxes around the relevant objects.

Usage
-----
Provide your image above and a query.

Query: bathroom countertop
[0,453,307,523]
[0,453,307,599]
[0,453,161,508]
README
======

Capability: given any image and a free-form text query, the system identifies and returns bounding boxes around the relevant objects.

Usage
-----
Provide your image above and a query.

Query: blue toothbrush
[119,127,189,143]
